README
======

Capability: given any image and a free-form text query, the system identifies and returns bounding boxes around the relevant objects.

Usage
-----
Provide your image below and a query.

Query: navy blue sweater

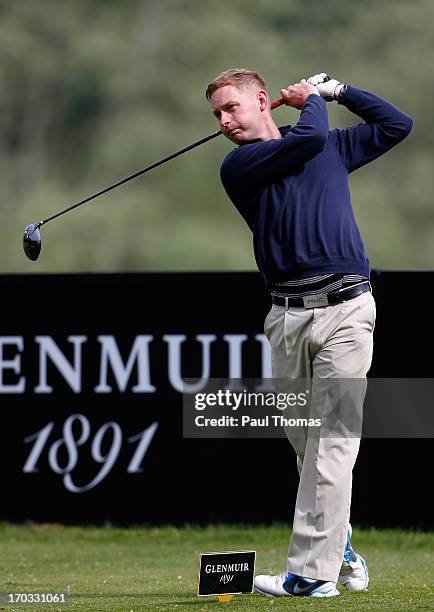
[220,86,413,287]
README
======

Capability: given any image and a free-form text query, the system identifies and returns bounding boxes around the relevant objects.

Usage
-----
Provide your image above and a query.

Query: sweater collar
[238,124,291,146]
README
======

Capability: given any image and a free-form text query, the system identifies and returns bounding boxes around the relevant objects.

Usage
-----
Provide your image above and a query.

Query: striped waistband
[270,273,369,299]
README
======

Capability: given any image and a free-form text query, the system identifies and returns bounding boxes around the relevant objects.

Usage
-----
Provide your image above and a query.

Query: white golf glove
[307,72,342,102]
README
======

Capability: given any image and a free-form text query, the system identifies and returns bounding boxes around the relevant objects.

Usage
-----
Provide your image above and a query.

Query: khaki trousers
[264,290,376,582]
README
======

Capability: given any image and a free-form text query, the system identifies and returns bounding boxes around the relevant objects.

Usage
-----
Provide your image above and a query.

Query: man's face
[210,85,265,144]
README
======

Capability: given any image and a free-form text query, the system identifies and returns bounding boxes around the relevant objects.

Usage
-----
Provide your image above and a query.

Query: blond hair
[205,68,267,101]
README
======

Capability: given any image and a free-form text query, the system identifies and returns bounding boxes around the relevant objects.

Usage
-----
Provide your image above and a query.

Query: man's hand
[307,73,342,102]
[280,79,319,110]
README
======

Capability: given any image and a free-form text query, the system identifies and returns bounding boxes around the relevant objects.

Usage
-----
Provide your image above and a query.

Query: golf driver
[22,96,289,261]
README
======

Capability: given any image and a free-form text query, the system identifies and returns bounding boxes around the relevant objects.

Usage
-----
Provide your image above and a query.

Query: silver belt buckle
[302,293,329,309]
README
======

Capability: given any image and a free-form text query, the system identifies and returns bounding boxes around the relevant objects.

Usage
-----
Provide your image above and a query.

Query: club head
[23,223,42,261]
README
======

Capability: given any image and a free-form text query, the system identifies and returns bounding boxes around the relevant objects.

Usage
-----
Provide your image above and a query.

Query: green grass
[0,523,433,611]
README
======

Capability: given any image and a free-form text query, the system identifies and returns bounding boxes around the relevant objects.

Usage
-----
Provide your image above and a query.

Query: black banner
[0,271,432,528]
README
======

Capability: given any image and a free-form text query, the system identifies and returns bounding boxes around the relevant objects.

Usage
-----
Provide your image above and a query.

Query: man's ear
[257,90,269,111]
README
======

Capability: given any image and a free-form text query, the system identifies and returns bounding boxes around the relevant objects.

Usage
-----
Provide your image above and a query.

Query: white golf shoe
[254,572,339,598]
[338,529,369,591]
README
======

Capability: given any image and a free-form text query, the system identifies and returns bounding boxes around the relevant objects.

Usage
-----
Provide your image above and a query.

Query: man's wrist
[335,83,348,102]
[334,82,345,99]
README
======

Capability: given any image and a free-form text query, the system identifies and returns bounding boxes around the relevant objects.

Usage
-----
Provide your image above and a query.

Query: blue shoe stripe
[283,576,328,596]
[343,530,358,564]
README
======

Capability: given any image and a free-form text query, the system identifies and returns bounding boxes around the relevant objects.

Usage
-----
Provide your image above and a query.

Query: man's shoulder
[220,147,238,177]
[220,143,250,174]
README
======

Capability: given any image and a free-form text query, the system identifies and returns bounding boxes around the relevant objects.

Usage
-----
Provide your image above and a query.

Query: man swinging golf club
[206,69,412,598]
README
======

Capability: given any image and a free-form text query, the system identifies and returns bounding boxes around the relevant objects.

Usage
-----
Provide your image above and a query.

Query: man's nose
[220,112,230,128]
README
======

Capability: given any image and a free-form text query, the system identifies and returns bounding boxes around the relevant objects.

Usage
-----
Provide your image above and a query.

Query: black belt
[271,281,371,309]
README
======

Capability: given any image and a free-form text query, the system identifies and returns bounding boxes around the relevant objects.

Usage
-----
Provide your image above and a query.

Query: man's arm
[329,85,413,173]
[221,94,329,192]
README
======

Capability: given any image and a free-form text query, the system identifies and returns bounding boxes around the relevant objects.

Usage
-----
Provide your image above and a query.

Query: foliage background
[1,0,432,274]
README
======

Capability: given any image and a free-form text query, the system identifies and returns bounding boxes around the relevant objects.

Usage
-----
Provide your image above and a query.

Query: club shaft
[40,99,286,226]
